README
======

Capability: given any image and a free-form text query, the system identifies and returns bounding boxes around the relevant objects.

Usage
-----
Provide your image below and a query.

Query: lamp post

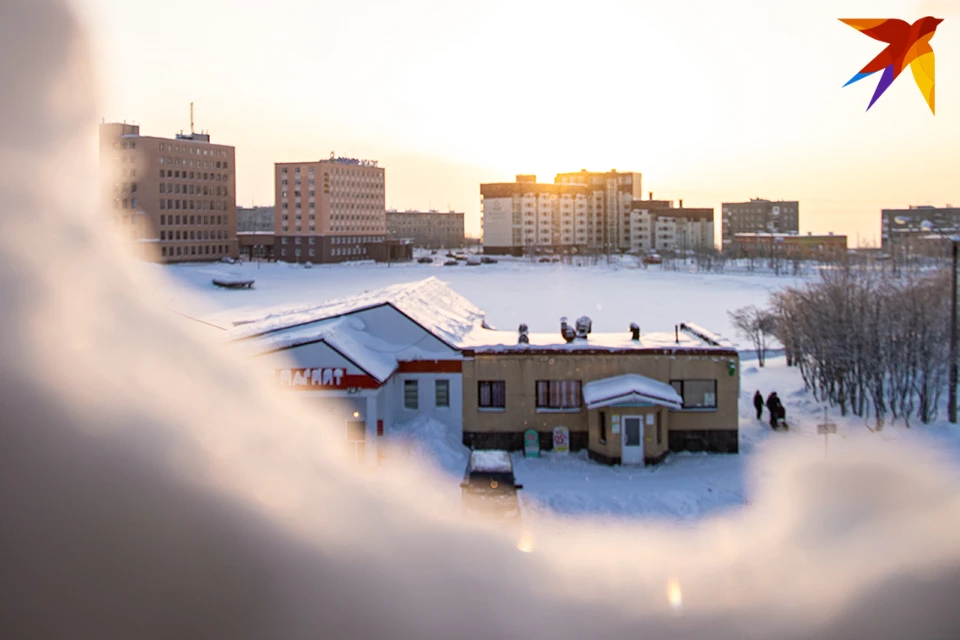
[922,219,959,424]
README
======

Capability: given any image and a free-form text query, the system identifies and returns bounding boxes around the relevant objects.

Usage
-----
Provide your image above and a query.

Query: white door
[621,416,645,466]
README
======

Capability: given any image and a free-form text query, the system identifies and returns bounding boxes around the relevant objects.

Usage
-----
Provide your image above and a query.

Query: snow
[462,328,731,352]
[582,374,684,410]
[678,322,733,347]
[469,450,513,474]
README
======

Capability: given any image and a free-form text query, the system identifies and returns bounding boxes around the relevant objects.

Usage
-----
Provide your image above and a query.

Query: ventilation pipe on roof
[679,199,684,208]
[675,324,680,344]
[630,323,640,341]
[575,316,591,339]
[560,317,576,343]
[649,191,654,200]
[518,323,529,344]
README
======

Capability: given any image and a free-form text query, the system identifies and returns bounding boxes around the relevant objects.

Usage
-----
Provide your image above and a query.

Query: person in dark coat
[766,392,781,428]
[753,391,764,420]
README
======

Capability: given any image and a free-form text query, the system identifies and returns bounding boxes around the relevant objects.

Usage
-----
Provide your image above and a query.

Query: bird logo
[840,17,943,114]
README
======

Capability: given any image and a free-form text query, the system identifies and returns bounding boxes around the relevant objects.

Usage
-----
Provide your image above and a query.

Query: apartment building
[386,210,465,249]
[98,122,238,262]
[629,199,715,254]
[720,199,799,249]
[881,205,960,257]
[274,155,386,263]
[480,170,642,255]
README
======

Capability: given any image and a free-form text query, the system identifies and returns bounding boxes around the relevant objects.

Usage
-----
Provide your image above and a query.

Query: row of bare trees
[770,268,952,427]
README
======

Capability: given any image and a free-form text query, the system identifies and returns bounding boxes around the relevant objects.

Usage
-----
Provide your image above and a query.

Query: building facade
[721,199,799,250]
[386,210,465,249]
[629,199,715,254]
[273,155,387,263]
[732,232,848,259]
[237,205,274,233]
[99,122,238,262]
[881,205,960,258]
[481,170,642,255]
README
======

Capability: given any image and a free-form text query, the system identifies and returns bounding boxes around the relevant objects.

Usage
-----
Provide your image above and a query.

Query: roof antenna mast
[190,102,195,135]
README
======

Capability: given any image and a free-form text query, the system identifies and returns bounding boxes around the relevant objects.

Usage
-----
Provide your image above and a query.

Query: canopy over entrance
[582,374,683,411]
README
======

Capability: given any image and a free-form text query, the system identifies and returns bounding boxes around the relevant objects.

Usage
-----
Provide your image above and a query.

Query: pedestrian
[766,392,780,429]
[753,390,764,420]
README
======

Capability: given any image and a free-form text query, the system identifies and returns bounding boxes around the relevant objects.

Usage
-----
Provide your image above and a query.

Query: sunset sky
[78,0,959,245]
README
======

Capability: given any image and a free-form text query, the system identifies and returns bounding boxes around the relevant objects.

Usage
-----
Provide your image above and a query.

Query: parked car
[417,256,433,264]
[461,450,523,521]
[643,253,662,265]
[454,254,467,261]
[444,259,459,266]
[480,256,498,264]
[538,257,551,263]
[220,256,238,264]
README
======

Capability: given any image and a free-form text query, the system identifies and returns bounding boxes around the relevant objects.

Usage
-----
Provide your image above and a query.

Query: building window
[599,410,607,444]
[435,380,450,408]
[478,381,506,409]
[536,380,582,410]
[404,380,418,410]
[669,380,718,409]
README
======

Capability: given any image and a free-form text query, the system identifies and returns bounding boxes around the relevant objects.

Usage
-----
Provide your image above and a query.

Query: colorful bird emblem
[840,17,943,114]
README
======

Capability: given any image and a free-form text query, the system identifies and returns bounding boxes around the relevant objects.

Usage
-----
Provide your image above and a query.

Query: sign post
[816,407,837,460]
[552,426,570,455]
[523,429,540,458]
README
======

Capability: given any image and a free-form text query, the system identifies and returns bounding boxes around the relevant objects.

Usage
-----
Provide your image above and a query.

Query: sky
[77,0,960,243]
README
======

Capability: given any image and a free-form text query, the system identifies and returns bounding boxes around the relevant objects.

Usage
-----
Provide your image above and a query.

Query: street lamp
[922,219,959,424]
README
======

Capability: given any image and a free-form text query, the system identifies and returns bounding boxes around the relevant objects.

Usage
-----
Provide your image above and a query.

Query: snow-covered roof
[469,450,513,474]
[229,277,484,347]
[678,322,734,348]
[583,374,684,410]
[237,316,399,382]
[460,328,735,353]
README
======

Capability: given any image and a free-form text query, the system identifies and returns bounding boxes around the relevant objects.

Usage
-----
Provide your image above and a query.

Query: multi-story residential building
[274,155,386,263]
[237,205,274,233]
[386,210,465,249]
[629,199,715,254]
[720,199,799,250]
[98,122,238,262]
[881,205,960,258]
[480,170,642,255]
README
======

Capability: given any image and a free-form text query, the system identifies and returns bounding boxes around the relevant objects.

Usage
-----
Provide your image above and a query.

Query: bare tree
[729,305,777,367]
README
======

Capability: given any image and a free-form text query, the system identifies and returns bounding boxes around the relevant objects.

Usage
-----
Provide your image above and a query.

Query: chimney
[649,191,654,200]
[630,323,640,341]
[679,199,683,208]
[518,323,529,344]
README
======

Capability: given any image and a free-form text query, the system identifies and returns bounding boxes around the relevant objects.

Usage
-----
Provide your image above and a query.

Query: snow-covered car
[443,259,459,266]
[460,451,523,522]
[417,257,433,264]
[480,256,498,264]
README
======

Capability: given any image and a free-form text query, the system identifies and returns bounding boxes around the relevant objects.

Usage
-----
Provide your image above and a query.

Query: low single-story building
[460,319,740,465]
[227,277,740,466]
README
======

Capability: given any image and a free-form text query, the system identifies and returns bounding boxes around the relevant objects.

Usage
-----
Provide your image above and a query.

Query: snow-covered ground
[157,257,807,344]
[159,261,960,530]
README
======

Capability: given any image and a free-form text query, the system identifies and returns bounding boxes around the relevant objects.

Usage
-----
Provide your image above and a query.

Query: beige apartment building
[274,155,387,263]
[98,122,238,262]
[386,210,465,249]
[629,199,715,254]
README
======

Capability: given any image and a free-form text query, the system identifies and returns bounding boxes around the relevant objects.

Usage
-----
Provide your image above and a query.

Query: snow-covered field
[160,260,960,530]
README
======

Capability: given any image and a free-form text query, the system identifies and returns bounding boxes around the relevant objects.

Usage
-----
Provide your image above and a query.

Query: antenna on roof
[190,102,194,134]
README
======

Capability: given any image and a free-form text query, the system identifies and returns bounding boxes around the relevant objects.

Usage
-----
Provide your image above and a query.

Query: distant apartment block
[480,172,713,255]
[881,205,960,256]
[732,232,847,259]
[98,122,238,262]
[237,205,274,233]
[386,210,465,249]
[721,199,799,249]
[481,170,642,255]
[629,199,715,254]
[274,155,389,263]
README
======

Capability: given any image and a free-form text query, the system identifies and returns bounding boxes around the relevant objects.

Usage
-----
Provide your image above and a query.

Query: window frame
[535,380,583,412]
[669,379,718,411]
[435,379,450,409]
[477,380,506,411]
[403,379,419,410]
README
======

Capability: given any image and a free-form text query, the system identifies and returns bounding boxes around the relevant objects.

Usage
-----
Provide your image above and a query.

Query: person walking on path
[753,390,764,420]
[766,392,781,429]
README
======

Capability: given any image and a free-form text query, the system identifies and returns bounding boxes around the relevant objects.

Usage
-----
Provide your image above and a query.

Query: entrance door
[347,420,366,464]
[621,416,645,466]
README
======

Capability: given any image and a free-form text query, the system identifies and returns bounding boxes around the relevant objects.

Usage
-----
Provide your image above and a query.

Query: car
[443,259,459,266]
[538,257,551,263]
[480,256,498,264]
[460,450,523,522]
[417,256,433,264]
[220,256,238,264]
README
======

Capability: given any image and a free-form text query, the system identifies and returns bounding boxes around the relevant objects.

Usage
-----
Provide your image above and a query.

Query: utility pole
[950,238,958,423]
